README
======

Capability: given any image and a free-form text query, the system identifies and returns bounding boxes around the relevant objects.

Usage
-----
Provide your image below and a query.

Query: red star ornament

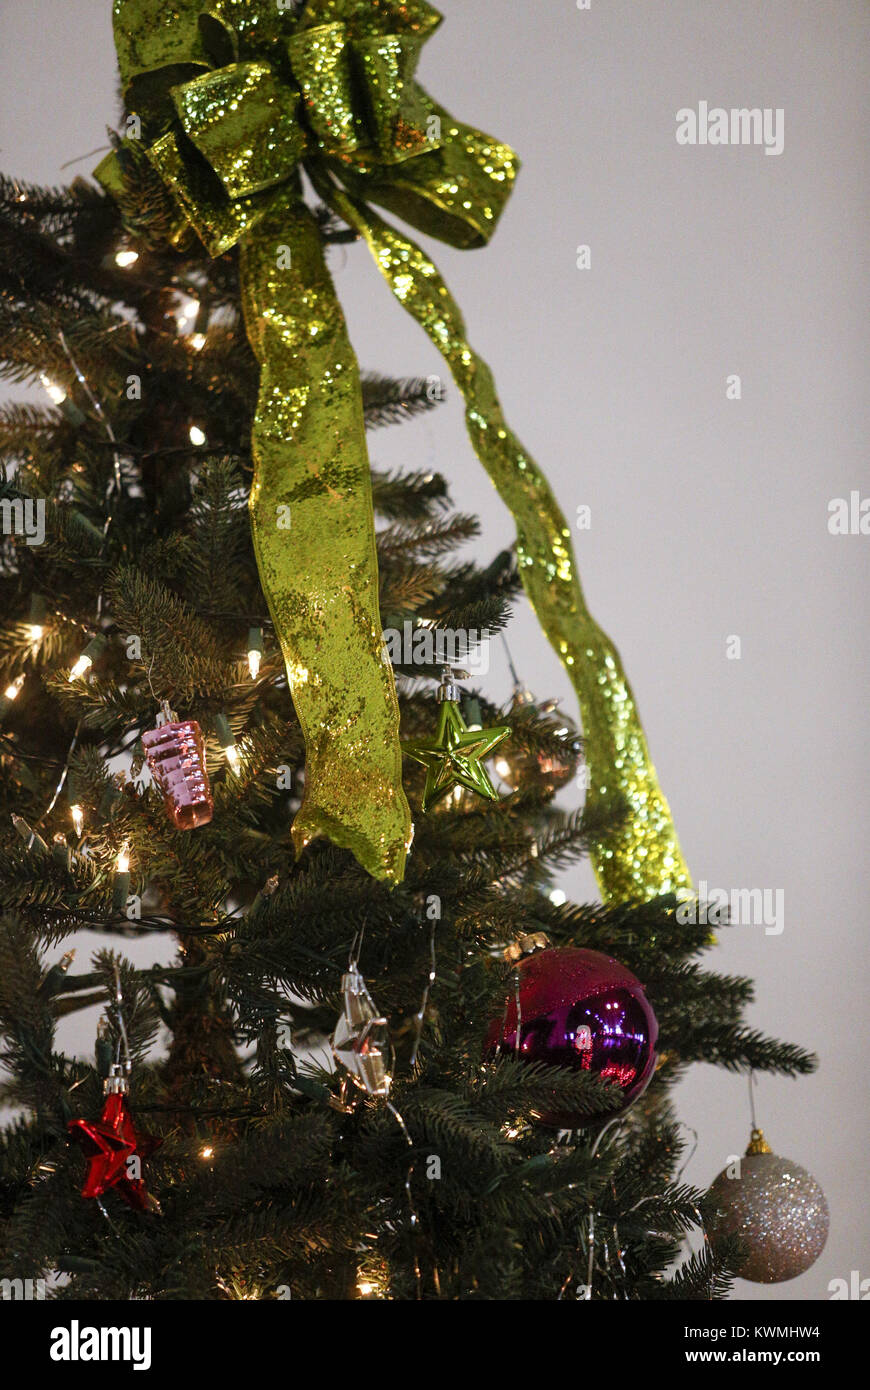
[68,1091,161,1213]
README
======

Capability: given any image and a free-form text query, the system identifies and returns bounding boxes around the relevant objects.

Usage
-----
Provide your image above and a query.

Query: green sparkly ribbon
[318,178,691,902]
[102,0,690,900]
[105,0,516,258]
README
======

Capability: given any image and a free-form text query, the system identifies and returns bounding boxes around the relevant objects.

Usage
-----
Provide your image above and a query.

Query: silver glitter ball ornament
[704,1129,829,1283]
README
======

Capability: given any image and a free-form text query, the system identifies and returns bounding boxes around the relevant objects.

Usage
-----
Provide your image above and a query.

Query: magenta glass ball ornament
[485,947,659,1128]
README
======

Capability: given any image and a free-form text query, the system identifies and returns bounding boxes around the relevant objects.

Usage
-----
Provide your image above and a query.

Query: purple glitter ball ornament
[485,947,658,1127]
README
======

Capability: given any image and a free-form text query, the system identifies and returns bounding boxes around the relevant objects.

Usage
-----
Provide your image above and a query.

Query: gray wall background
[1,1,867,1300]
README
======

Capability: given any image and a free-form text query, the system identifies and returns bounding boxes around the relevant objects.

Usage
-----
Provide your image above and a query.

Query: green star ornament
[404,684,511,812]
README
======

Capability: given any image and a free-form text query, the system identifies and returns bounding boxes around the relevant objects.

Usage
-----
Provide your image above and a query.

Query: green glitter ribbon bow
[106,0,514,257]
[102,0,691,901]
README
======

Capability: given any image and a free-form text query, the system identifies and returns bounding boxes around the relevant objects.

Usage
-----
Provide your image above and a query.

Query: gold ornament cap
[504,932,551,963]
[746,1127,772,1156]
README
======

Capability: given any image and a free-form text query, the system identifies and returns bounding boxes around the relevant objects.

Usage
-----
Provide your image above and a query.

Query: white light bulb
[495,758,512,779]
[189,425,206,447]
[177,295,200,326]
[28,623,44,644]
[115,248,139,268]
[40,374,67,405]
[224,744,241,774]
[68,653,93,681]
[3,674,24,701]
[247,648,261,680]
[548,888,567,907]
[70,804,84,836]
[116,846,130,874]
[190,332,207,351]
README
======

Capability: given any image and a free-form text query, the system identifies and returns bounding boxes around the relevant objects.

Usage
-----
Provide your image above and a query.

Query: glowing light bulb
[357,1281,374,1297]
[115,248,139,268]
[177,295,200,326]
[215,713,241,774]
[28,597,47,643]
[68,653,93,681]
[495,758,512,779]
[3,674,24,701]
[39,374,67,406]
[200,1145,214,1160]
[189,424,206,447]
[112,845,132,911]
[68,634,105,682]
[246,628,263,681]
[70,804,84,836]
[190,332,207,351]
[548,888,567,907]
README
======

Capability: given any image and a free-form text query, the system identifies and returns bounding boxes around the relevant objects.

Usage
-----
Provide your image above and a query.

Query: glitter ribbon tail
[320,181,690,902]
[240,199,412,882]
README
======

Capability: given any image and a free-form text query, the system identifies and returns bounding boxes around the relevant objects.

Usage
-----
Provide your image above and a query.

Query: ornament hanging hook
[499,630,522,694]
[348,911,369,972]
[112,962,131,1075]
[748,1067,759,1130]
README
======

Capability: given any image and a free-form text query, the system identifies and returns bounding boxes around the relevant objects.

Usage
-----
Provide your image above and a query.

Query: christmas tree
[0,0,820,1303]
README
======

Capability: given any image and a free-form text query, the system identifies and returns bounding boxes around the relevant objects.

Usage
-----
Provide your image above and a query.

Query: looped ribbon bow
[100,0,690,901]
